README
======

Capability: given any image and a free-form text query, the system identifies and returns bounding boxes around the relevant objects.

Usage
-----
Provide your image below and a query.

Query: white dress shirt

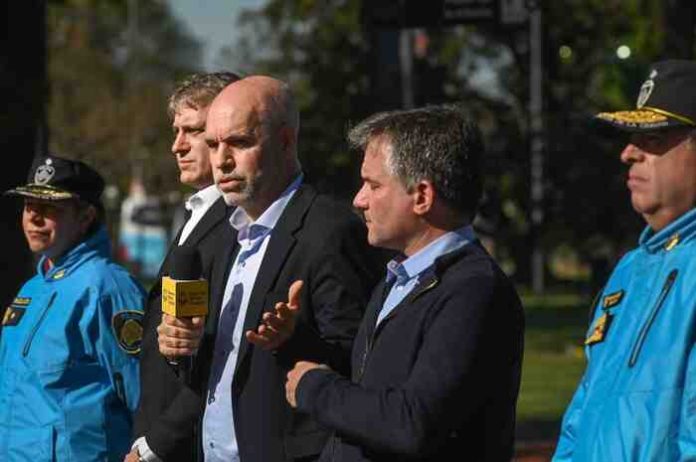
[179,184,222,245]
[202,176,302,462]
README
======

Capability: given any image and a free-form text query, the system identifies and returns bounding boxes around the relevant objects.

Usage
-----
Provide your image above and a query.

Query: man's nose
[211,145,232,169]
[352,185,367,209]
[620,143,645,164]
[172,131,188,155]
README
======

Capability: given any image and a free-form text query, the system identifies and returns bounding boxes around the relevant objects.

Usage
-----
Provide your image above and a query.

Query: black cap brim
[4,184,79,202]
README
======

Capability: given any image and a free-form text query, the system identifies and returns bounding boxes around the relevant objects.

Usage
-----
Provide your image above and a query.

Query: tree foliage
[46,0,202,196]
[229,0,693,283]
[223,0,372,197]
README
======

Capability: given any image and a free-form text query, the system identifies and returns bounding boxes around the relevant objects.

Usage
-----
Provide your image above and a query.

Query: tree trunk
[0,1,45,308]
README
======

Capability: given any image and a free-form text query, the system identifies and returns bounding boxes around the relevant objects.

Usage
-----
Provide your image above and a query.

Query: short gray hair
[167,72,241,117]
[348,105,484,217]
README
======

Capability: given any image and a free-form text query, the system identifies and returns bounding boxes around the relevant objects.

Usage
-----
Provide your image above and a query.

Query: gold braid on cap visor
[12,184,76,200]
[642,106,696,126]
[596,108,695,126]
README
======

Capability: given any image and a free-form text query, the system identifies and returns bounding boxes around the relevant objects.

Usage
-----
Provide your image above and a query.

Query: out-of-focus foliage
[46,0,202,196]
[231,0,693,285]
[221,0,372,197]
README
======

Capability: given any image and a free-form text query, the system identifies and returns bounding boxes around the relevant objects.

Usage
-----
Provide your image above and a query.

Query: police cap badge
[4,153,105,207]
[595,60,696,132]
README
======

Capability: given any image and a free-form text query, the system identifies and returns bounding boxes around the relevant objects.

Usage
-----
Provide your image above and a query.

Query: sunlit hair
[348,104,484,218]
[167,72,241,117]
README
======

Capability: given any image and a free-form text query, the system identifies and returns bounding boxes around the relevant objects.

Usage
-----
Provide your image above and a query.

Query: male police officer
[0,153,146,461]
[554,60,696,460]
[131,72,239,462]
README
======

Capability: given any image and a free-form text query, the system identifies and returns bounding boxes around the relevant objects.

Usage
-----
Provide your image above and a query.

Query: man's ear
[412,180,435,216]
[279,125,296,155]
[79,204,97,234]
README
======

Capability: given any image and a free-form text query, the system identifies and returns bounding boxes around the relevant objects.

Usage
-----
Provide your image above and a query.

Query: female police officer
[0,154,146,461]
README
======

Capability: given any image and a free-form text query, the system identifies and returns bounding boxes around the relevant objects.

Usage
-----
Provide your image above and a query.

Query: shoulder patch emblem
[2,307,26,326]
[112,310,144,355]
[585,312,613,346]
[602,290,625,309]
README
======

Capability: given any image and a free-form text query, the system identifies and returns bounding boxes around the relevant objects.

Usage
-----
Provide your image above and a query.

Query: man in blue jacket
[0,153,146,461]
[553,60,696,460]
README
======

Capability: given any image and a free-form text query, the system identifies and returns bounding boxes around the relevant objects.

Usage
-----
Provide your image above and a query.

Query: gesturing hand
[246,280,303,350]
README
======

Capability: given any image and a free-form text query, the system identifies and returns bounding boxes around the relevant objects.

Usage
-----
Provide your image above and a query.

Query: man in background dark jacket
[129,72,240,462]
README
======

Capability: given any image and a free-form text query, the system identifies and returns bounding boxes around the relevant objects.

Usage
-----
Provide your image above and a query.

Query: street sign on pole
[367,0,516,28]
[442,0,497,24]
[500,0,528,25]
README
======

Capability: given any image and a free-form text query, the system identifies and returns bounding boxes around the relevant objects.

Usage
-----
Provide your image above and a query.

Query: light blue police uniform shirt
[377,225,476,326]
[202,176,302,462]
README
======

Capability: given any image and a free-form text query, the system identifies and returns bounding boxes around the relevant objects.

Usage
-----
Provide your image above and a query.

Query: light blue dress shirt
[202,176,302,462]
[377,225,476,326]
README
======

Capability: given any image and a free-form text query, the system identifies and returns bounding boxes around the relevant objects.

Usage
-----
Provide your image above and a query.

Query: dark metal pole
[529,3,545,293]
[0,1,45,308]
[399,29,415,109]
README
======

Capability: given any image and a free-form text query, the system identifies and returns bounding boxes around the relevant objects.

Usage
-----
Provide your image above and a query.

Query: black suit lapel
[233,185,317,378]
[183,197,228,247]
[207,234,238,338]
[372,245,473,328]
[370,270,440,338]
[156,197,228,280]
[365,280,388,335]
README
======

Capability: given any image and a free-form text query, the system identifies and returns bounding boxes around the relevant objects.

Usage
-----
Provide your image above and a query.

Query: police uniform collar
[38,226,111,280]
[639,207,696,253]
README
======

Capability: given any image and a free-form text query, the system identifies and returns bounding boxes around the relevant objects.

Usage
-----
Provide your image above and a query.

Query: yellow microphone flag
[161,276,209,317]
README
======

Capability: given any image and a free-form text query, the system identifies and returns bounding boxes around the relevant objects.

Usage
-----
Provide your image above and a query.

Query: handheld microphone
[161,246,209,382]
[162,246,209,317]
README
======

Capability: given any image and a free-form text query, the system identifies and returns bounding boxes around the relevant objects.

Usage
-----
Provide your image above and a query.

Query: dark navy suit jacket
[296,242,525,462]
[134,196,233,462]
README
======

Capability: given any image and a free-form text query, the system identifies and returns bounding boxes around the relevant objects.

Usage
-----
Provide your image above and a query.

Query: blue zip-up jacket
[554,207,696,461]
[0,227,146,462]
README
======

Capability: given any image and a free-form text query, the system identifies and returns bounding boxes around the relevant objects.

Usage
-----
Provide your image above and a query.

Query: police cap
[596,59,696,132]
[4,153,105,206]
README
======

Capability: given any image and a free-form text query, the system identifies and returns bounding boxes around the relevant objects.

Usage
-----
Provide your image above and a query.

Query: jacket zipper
[356,276,439,380]
[357,335,374,381]
[22,292,57,357]
[628,269,677,368]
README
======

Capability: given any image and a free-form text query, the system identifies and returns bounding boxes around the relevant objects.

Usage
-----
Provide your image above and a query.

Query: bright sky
[168,0,263,71]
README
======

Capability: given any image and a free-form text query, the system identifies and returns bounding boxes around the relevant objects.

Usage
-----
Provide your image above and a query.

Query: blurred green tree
[219,0,372,197]
[226,0,693,286]
[46,0,202,196]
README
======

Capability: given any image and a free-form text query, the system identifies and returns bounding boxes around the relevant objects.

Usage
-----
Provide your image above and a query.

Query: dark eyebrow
[174,122,205,131]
